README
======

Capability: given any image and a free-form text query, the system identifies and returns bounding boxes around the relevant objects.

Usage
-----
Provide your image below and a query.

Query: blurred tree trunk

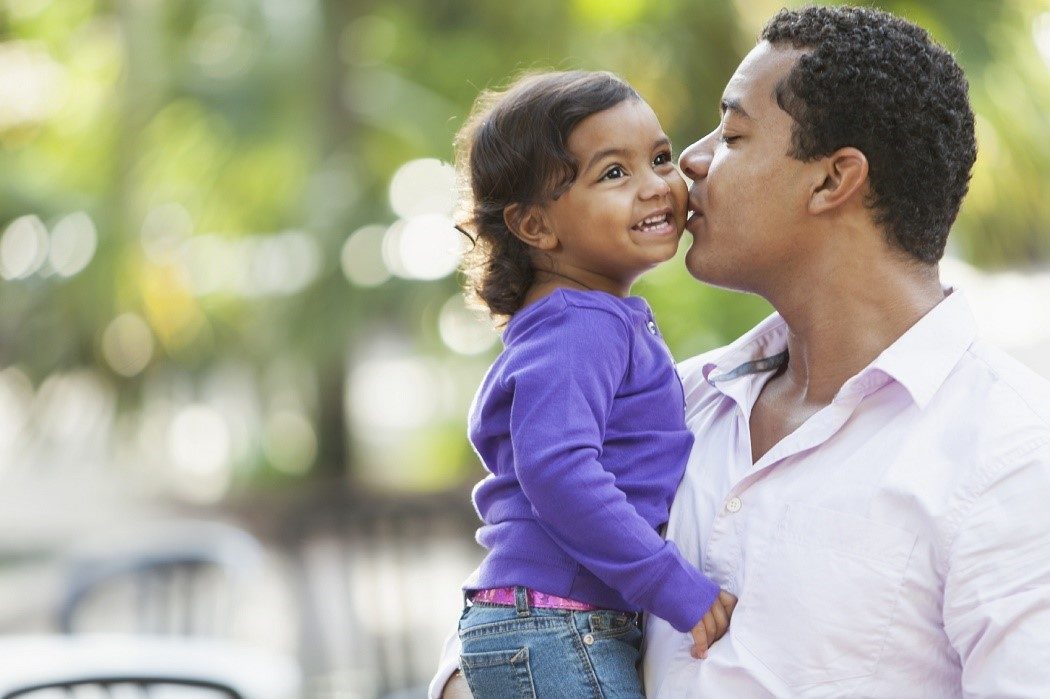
[309,0,380,481]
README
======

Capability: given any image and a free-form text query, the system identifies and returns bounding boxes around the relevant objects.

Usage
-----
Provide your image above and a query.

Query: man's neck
[766,255,945,407]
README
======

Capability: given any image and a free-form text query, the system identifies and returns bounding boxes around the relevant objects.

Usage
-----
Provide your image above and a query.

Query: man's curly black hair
[761,6,976,264]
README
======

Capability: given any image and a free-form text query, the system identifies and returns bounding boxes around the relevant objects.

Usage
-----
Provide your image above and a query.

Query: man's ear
[504,203,558,251]
[809,147,868,215]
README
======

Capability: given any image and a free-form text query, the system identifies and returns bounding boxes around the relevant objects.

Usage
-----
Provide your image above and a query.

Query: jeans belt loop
[514,586,530,617]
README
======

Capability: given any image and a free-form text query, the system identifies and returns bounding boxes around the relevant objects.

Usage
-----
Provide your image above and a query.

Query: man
[435,6,1050,696]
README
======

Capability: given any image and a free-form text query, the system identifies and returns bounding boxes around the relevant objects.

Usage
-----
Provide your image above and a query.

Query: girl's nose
[639,169,672,199]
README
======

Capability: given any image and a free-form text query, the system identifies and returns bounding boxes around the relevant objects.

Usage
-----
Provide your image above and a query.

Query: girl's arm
[504,305,719,633]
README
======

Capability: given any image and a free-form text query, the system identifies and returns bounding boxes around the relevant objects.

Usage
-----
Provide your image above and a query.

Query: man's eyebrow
[720,97,751,119]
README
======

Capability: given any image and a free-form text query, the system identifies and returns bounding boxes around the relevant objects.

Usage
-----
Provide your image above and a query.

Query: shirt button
[725,497,742,514]
[646,320,658,335]
[583,634,595,645]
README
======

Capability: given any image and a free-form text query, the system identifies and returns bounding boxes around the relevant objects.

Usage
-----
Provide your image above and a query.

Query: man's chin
[684,246,752,292]
[683,241,711,282]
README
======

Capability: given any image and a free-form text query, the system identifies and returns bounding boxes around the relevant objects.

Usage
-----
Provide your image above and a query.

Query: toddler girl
[452,70,735,698]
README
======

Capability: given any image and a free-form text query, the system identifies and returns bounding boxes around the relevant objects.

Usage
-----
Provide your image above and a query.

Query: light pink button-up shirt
[645,290,1050,697]
[430,289,1050,698]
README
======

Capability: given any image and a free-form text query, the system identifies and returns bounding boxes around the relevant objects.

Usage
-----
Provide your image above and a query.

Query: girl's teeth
[638,215,669,230]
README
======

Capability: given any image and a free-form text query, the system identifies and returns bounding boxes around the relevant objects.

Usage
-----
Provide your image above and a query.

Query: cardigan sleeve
[503,304,718,632]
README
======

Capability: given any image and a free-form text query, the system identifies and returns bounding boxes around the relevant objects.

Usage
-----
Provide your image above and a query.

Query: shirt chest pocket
[733,502,917,690]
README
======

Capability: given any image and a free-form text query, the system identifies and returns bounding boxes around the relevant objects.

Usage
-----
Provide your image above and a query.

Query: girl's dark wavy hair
[454,70,639,325]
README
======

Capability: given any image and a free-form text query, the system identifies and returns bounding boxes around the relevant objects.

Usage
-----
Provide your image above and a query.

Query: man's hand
[689,590,738,659]
[439,670,472,699]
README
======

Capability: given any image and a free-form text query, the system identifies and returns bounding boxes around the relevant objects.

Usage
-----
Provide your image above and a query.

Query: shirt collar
[702,312,790,385]
[702,288,978,410]
[701,313,790,413]
[865,288,977,409]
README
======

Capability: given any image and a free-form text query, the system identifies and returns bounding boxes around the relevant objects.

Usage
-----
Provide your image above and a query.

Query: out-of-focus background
[0,0,1046,696]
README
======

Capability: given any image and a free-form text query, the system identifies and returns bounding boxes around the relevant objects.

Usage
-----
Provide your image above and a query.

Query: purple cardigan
[463,288,719,633]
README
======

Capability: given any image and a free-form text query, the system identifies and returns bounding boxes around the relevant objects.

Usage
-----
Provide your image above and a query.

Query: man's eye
[601,166,626,180]
[720,134,741,145]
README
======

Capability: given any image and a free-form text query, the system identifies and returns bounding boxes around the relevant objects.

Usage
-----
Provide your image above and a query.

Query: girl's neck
[521,269,631,309]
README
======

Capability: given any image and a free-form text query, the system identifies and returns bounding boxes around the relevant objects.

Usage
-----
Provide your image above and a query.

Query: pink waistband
[470,587,599,612]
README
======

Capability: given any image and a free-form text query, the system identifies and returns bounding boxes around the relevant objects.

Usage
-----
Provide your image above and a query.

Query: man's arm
[428,623,466,699]
[943,440,1050,697]
[437,672,471,699]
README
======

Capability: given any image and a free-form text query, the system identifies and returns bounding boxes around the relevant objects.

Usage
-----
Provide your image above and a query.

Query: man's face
[678,42,817,293]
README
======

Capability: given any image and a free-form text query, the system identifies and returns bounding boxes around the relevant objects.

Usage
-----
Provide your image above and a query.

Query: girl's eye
[601,166,626,181]
[653,151,674,166]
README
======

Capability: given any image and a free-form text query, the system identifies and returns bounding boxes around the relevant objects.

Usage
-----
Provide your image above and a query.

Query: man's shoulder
[957,338,1050,432]
[936,338,1050,478]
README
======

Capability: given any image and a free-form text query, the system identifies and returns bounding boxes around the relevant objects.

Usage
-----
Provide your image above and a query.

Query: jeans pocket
[461,647,537,699]
[581,614,644,699]
[587,611,637,639]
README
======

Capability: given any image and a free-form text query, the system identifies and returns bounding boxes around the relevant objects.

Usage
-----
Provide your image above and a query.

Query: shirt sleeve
[427,621,463,699]
[504,304,718,632]
[943,438,1050,697]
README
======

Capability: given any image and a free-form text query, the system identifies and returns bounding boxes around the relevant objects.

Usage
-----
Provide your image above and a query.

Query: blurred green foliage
[0,0,1047,495]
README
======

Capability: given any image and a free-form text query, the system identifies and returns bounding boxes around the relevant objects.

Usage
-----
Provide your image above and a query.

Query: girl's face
[538,98,688,295]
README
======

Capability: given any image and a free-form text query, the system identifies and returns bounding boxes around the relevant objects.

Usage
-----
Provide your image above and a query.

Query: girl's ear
[505,203,558,251]
[809,147,869,215]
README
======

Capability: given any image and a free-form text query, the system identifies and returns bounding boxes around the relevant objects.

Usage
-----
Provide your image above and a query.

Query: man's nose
[678,132,715,181]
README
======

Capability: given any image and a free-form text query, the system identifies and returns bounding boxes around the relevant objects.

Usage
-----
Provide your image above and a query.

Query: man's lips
[687,190,704,220]
[686,205,704,224]
[685,199,705,233]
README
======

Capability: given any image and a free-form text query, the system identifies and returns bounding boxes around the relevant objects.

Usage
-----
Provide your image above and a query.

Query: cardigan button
[646,320,658,335]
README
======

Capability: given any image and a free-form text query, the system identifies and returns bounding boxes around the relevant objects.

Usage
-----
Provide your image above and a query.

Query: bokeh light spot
[342,224,390,287]
[0,215,49,280]
[388,158,456,219]
[167,404,233,503]
[349,356,437,431]
[438,294,498,355]
[49,212,98,277]
[101,313,155,377]
[388,214,462,281]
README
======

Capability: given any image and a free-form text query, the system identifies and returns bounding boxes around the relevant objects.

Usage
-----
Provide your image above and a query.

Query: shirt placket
[700,366,891,594]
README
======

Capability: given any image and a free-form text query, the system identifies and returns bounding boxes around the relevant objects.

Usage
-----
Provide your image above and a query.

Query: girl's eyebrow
[584,147,629,172]
[584,138,672,172]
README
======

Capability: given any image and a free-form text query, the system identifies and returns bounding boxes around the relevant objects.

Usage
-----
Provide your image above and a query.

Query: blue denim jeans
[458,587,644,698]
